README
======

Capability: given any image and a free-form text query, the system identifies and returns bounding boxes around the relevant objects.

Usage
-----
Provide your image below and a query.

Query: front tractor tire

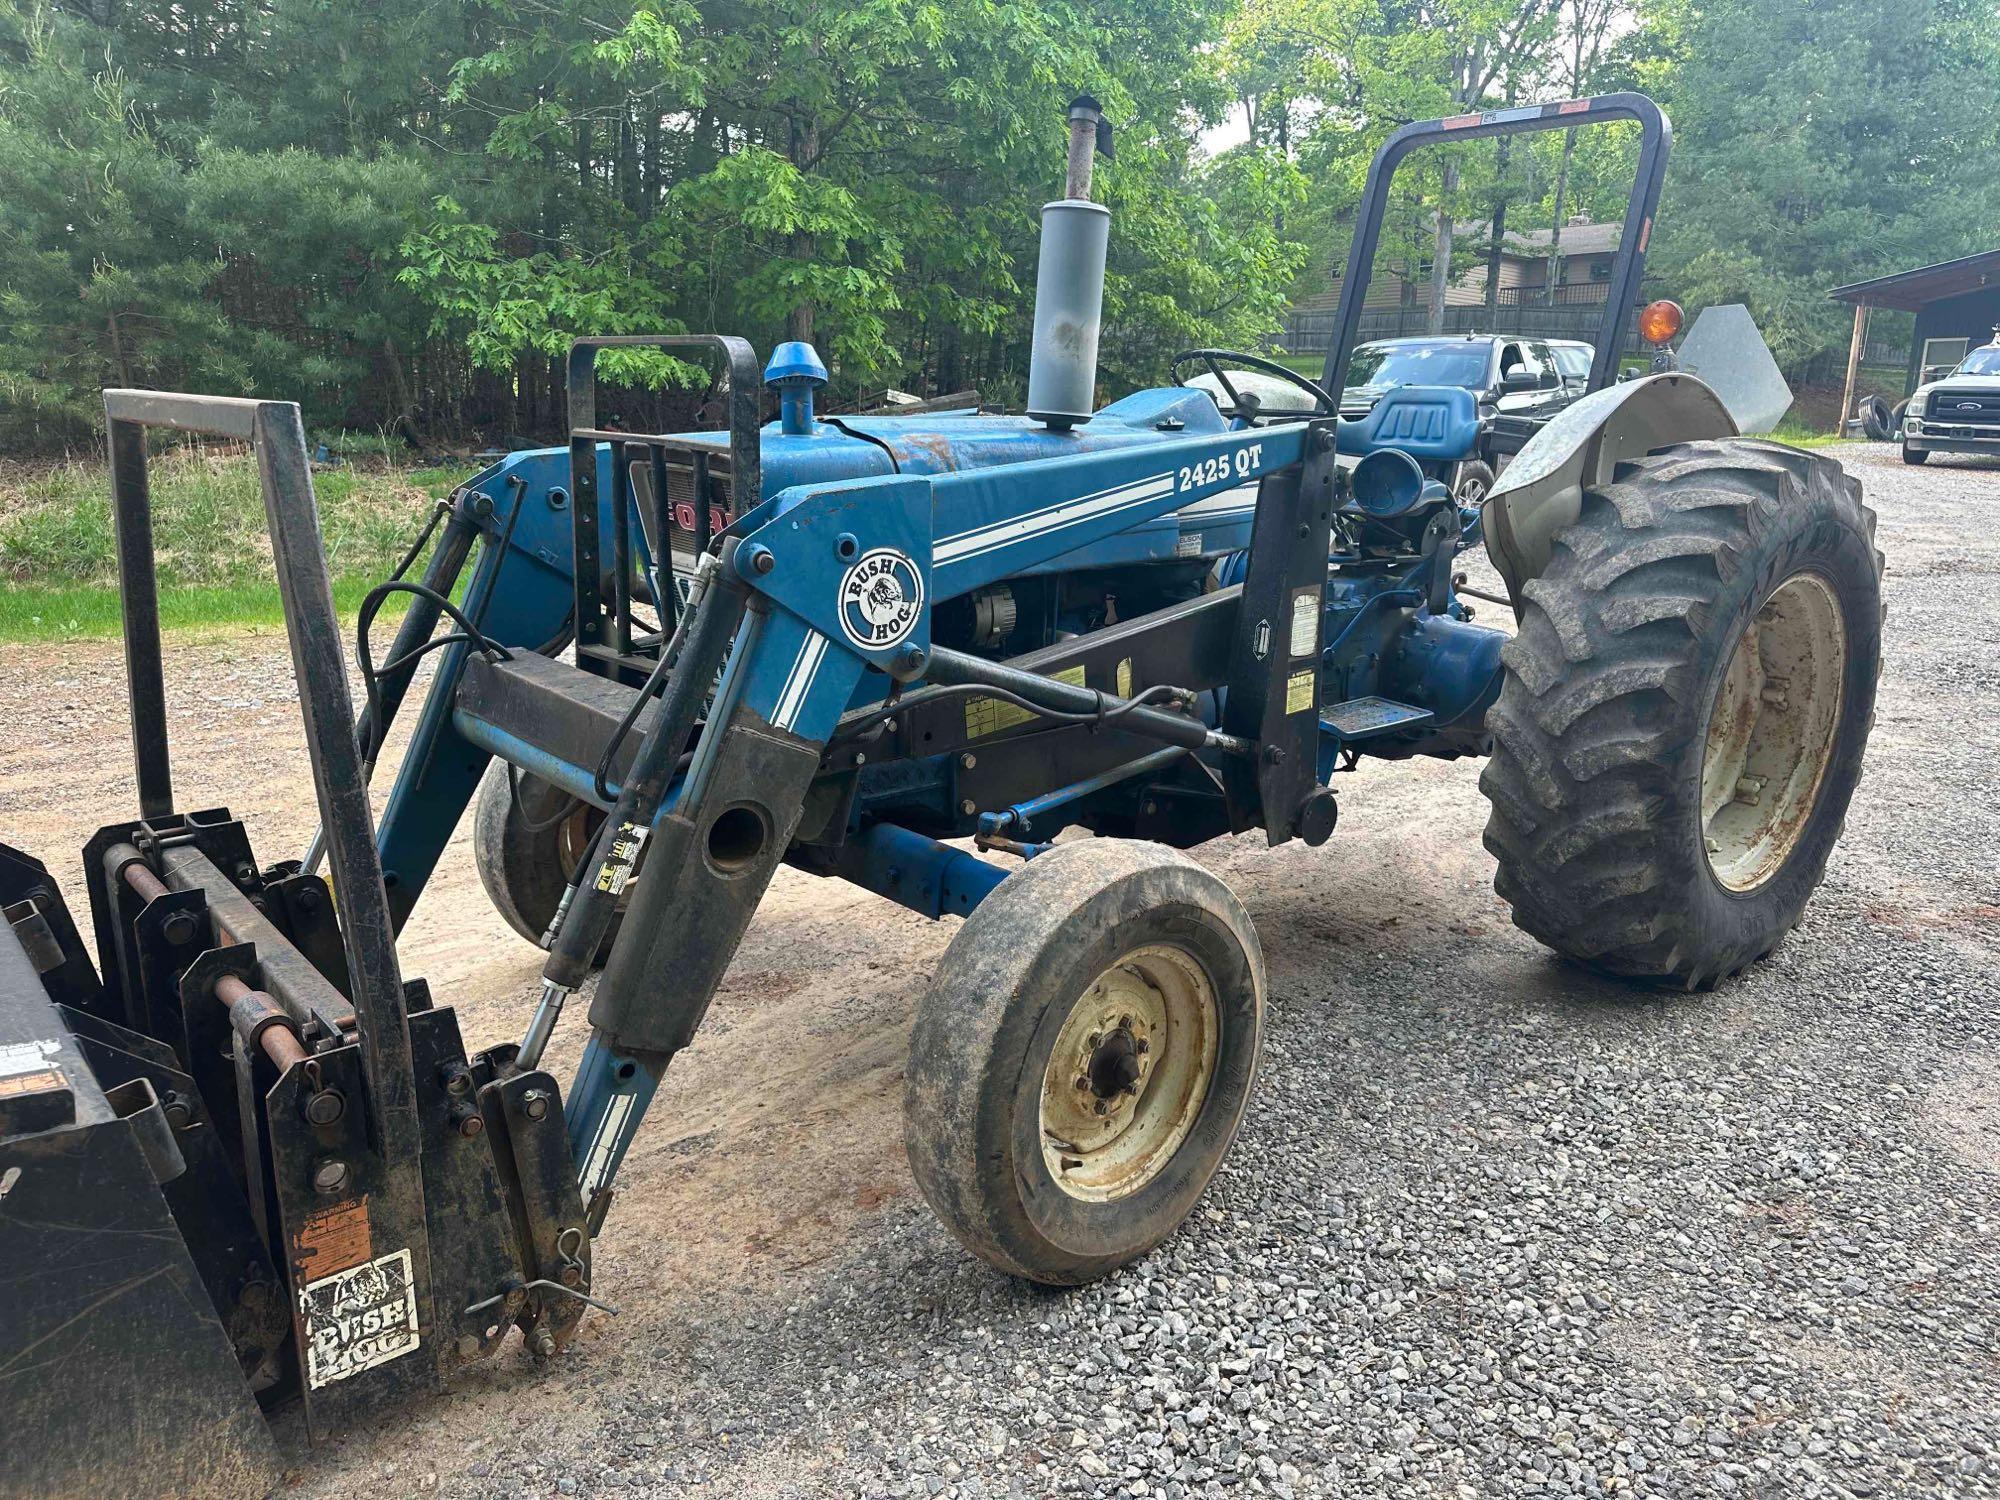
[1480,440,1882,989]
[903,840,1264,1286]
[472,761,625,961]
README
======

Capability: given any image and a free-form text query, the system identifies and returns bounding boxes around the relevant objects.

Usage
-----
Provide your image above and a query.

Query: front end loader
[0,92,1881,1492]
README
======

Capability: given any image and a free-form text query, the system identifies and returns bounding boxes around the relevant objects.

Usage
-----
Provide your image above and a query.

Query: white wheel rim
[1039,944,1219,1202]
[1700,571,1846,892]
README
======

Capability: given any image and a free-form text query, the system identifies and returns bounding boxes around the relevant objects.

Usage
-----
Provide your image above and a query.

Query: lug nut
[1134,1038,1150,1055]
[1093,1100,1108,1116]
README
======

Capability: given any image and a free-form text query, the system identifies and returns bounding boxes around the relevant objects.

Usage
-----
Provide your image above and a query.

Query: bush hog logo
[838,547,924,651]
[301,1247,421,1388]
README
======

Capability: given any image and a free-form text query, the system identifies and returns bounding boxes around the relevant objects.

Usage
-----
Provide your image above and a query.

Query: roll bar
[1319,92,1673,400]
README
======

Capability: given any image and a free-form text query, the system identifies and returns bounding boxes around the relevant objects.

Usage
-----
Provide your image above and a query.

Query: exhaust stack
[1027,96,1113,431]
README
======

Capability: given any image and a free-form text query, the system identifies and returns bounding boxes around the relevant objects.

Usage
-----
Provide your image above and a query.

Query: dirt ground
[1,442,1995,1497]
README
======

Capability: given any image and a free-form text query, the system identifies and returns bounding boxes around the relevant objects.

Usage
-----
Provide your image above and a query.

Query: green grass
[0,448,467,642]
[0,576,390,642]
[1768,421,1845,449]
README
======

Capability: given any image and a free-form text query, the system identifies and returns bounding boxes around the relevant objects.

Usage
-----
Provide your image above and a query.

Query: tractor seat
[1335,385,1479,462]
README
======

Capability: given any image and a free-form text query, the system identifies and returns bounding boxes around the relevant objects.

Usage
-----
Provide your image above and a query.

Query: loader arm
[550,419,1320,1207]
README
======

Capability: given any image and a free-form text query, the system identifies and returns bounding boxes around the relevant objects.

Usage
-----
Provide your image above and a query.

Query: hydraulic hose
[517,540,750,1069]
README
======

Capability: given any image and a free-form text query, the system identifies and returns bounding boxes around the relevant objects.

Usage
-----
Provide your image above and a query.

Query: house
[1282,216,1633,353]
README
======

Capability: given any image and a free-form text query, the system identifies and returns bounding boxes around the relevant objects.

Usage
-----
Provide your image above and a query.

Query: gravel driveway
[11,442,1997,1499]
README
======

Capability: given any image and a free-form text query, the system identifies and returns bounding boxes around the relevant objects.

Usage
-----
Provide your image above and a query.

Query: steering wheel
[1168,349,1338,422]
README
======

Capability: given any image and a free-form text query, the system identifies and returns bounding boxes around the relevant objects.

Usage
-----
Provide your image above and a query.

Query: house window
[1589,261,1612,282]
[1414,258,1435,280]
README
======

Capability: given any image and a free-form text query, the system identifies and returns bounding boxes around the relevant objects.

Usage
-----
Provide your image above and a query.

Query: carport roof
[1828,248,2000,312]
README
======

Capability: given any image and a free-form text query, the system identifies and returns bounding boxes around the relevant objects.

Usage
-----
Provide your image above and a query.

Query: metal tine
[647,442,678,636]
[608,439,634,659]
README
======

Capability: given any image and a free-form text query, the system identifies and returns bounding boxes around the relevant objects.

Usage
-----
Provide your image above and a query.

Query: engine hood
[646,384,1235,502]
[1914,377,2000,409]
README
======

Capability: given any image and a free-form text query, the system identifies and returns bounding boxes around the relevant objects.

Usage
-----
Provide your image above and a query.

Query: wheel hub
[1039,945,1219,1202]
[1085,1027,1146,1101]
[1700,570,1846,892]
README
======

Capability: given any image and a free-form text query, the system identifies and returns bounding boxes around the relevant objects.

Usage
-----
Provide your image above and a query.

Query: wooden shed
[1829,249,2000,423]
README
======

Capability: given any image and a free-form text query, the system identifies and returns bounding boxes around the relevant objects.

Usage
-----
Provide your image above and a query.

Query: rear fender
[1481,372,1735,605]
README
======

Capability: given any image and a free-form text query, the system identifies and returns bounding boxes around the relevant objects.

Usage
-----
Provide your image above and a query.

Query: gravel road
[3,441,1995,1500]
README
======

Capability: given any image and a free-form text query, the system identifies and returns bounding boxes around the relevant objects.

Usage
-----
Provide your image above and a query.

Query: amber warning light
[1638,299,1684,345]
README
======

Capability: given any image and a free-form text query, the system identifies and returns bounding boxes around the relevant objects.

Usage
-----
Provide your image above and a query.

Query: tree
[1641,0,2000,372]
[1538,0,1630,296]
[0,10,234,446]
[0,0,1316,443]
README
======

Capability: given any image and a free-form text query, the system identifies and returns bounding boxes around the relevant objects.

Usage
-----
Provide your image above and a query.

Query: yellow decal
[1285,670,1315,715]
[966,664,1087,739]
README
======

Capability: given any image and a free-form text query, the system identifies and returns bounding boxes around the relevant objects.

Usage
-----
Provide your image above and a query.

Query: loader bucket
[1,391,598,1493]
[0,844,281,1500]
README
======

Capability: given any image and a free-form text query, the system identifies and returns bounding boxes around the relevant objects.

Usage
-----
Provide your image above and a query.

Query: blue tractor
[0,93,1881,1491]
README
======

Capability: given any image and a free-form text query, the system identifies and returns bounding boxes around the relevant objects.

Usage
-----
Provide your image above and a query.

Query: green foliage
[1642,0,2000,371]
[0,450,457,586]
[0,12,235,444]
[0,0,1308,444]
[1,0,1994,454]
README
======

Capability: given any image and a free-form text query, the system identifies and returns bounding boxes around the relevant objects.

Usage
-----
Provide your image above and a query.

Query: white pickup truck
[1903,337,2000,464]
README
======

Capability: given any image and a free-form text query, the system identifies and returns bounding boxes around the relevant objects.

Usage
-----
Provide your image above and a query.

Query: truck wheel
[1480,440,1882,989]
[472,761,624,959]
[903,840,1264,1285]
[1900,443,1929,466]
[1454,459,1497,505]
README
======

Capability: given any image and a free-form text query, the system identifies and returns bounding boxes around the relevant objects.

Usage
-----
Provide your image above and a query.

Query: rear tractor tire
[1480,439,1883,989]
[472,761,625,962]
[903,840,1264,1285]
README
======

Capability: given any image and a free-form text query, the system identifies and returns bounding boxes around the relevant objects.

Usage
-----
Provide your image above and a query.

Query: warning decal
[594,821,649,896]
[1285,670,1316,715]
[295,1195,373,1279]
[964,664,1087,740]
[302,1247,421,1389]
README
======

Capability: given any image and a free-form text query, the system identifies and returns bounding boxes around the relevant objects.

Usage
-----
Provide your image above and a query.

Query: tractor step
[1320,696,1435,740]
